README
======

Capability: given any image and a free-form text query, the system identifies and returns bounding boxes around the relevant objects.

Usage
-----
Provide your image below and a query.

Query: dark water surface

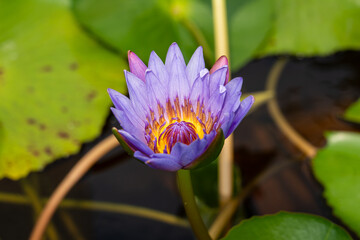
[0,52,359,239]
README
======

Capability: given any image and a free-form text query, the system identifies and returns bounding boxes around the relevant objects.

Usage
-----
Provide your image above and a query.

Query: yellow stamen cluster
[145,97,218,153]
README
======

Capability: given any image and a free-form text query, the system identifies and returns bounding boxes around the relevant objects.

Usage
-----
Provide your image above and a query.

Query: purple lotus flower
[108,43,254,171]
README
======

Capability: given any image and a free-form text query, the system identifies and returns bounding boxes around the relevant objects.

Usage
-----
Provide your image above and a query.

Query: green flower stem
[177,170,212,240]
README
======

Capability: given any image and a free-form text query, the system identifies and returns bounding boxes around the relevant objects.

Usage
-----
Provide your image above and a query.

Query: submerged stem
[177,170,212,240]
[58,211,85,240]
[209,161,294,239]
[266,58,317,158]
[29,135,118,240]
[20,179,59,240]
[0,192,189,228]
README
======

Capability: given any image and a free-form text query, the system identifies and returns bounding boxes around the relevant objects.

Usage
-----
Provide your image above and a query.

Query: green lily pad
[259,0,360,57]
[313,131,360,236]
[0,0,126,179]
[344,98,360,123]
[73,0,212,62]
[222,212,351,240]
[74,0,360,71]
[229,0,274,68]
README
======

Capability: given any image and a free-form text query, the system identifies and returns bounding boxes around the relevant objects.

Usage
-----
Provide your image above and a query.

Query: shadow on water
[0,51,359,239]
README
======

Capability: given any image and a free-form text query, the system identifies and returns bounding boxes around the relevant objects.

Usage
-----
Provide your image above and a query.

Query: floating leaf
[222,212,351,240]
[195,0,360,68]
[258,0,360,57]
[313,131,360,236]
[73,0,213,62]
[344,98,360,123]
[229,0,274,68]
[0,0,126,179]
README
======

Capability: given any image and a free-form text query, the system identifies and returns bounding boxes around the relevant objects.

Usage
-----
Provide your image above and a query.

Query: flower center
[145,98,220,154]
[158,121,198,153]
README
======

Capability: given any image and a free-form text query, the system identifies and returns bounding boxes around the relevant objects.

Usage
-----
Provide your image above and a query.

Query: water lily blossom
[108,43,254,171]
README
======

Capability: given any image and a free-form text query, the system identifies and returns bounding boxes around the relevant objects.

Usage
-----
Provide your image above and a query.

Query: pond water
[0,51,359,240]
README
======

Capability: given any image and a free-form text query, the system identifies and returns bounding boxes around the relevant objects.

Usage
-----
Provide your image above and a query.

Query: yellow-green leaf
[0,0,126,179]
[344,98,360,123]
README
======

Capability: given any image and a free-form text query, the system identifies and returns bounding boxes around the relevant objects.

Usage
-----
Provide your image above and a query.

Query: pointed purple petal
[186,46,205,86]
[111,108,145,141]
[189,76,204,105]
[225,95,254,137]
[209,65,228,95]
[108,88,145,128]
[165,42,186,72]
[189,69,210,106]
[134,151,182,171]
[207,85,227,115]
[128,51,147,82]
[169,56,190,101]
[170,130,216,167]
[222,77,243,114]
[132,151,150,163]
[119,130,153,155]
[125,70,149,119]
[219,111,235,137]
[148,51,168,86]
[210,56,229,84]
[146,69,167,117]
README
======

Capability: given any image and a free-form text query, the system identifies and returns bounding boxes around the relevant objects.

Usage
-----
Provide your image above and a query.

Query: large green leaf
[313,131,360,236]
[259,0,360,56]
[0,0,126,179]
[72,0,213,62]
[222,212,351,240]
[229,0,274,68]
[73,0,360,71]
[344,98,360,123]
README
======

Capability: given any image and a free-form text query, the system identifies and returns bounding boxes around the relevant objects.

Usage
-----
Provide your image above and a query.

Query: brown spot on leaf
[27,145,37,156]
[44,146,53,156]
[27,86,35,93]
[58,131,69,139]
[61,106,68,113]
[86,91,97,101]
[72,120,81,127]
[30,149,40,157]
[69,62,78,71]
[27,118,36,125]
[42,65,52,72]
[0,69,3,75]
[72,139,81,146]
[39,123,46,130]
